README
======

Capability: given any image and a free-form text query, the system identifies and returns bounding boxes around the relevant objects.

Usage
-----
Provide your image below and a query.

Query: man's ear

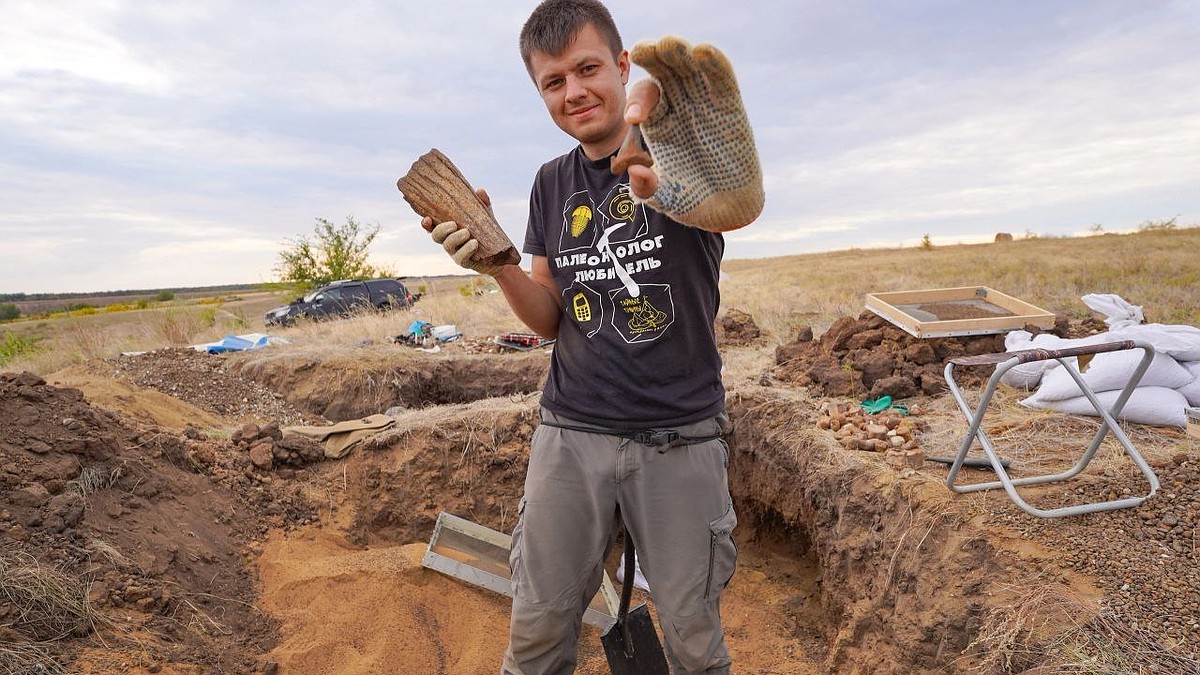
[618,49,630,85]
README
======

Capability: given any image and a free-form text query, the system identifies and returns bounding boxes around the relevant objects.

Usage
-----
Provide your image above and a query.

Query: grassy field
[721,226,1200,341]
[1,226,1197,374]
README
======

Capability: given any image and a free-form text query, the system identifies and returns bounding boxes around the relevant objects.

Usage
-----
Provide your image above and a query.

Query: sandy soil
[3,314,1199,674]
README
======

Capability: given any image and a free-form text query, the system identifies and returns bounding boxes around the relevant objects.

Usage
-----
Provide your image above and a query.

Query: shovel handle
[618,528,637,656]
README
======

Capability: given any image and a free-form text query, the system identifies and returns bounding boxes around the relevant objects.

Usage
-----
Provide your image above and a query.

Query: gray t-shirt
[523,145,725,428]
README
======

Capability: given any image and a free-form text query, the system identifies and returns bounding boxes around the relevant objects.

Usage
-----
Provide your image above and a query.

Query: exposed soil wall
[726,388,1006,673]
[317,387,1029,674]
[0,371,310,673]
[230,351,549,421]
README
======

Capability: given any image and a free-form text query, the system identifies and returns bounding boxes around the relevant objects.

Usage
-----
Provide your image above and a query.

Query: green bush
[0,332,40,365]
[0,304,19,321]
[155,290,175,302]
[60,303,94,313]
[275,216,393,288]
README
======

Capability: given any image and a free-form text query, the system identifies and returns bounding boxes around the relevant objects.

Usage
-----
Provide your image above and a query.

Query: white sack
[1021,386,1187,428]
[999,330,1055,390]
[1080,292,1200,360]
[1027,350,1192,402]
[1176,361,1200,406]
[1081,293,1144,328]
[998,330,1129,390]
[1107,324,1200,362]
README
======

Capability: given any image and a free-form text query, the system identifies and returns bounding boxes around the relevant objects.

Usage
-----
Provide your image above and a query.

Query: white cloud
[1,0,1199,293]
[0,1,171,90]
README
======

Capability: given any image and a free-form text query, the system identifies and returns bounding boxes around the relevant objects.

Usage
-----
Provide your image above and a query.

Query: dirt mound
[771,312,1107,400]
[0,371,315,673]
[66,348,319,426]
[231,350,549,421]
[715,307,763,347]
[49,365,229,431]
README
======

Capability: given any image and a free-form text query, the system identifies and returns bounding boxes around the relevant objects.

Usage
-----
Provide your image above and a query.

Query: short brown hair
[519,0,623,78]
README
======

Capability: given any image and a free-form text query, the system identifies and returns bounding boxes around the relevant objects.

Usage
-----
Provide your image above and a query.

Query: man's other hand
[624,36,764,233]
[423,189,506,277]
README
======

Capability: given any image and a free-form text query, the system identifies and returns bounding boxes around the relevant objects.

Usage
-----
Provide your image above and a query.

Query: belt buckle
[635,429,679,447]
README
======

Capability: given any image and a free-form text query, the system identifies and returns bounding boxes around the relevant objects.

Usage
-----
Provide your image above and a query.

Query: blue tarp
[194,333,279,354]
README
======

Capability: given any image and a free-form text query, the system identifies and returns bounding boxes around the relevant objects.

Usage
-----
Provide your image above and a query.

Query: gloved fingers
[451,237,481,269]
[431,220,460,245]
[627,34,763,231]
[694,43,738,99]
[630,39,683,124]
[631,35,691,83]
[630,38,668,82]
[654,35,698,81]
[442,227,473,256]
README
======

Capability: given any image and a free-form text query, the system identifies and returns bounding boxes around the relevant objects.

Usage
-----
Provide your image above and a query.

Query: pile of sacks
[1006,294,1200,428]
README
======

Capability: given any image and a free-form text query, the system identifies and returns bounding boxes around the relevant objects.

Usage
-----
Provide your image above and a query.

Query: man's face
[528,22,630,159]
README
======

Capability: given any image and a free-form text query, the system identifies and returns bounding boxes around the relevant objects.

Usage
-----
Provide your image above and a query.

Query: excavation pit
[8,343,1197,673]
[243,373,1036,674]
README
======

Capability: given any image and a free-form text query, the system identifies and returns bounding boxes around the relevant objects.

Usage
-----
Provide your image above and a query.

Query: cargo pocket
[508,497,528,598]
[704,502,738,601]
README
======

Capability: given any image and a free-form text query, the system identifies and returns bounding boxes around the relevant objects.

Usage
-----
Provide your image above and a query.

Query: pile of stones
[816,400,929,470]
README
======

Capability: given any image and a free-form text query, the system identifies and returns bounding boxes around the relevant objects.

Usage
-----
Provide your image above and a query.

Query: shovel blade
[600,604,669,675]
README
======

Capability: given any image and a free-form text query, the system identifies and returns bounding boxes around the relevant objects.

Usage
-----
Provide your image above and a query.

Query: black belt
[538,418,722,451]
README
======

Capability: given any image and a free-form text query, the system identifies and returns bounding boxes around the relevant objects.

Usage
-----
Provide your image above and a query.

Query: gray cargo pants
[501,408,737,675]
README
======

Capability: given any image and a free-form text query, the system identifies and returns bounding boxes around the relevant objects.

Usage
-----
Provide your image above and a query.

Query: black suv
[265,278,417,327]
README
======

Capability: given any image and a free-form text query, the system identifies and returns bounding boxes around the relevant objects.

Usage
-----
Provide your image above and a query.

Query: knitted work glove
[430,221,505,276]
[629,36,764,232]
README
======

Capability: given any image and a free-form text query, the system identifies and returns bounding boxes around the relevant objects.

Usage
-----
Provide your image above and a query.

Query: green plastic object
[860,396,908,415]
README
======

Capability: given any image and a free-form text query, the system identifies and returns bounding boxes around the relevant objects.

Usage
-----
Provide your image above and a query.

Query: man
[422,1,762,672]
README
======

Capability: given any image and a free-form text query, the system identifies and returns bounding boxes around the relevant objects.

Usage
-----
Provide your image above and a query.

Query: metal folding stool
[943,339,1160,518]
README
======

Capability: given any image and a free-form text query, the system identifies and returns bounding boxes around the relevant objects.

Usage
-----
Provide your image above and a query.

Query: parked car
[264,278,418,327]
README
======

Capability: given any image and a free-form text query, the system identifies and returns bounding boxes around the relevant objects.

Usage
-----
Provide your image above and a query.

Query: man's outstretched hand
[421,188,507,277]
[621,36,764,233]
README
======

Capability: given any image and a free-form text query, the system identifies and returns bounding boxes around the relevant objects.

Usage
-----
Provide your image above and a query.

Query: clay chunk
[397,149,520,268]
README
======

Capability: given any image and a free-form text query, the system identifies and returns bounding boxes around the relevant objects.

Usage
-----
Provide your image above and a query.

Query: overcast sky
[3,0,1198,294]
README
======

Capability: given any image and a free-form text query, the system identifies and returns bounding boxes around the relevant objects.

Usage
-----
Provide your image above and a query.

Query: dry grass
[0,551,105,647]
[1,291,284,375]
[4,228,1196,376]
[721,226,1200,341]
[0,642,69,675]
[232,276,518,359]
[961,582,1194,674]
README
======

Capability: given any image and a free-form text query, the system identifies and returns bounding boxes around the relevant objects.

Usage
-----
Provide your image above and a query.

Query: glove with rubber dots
[628,36,764,233]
